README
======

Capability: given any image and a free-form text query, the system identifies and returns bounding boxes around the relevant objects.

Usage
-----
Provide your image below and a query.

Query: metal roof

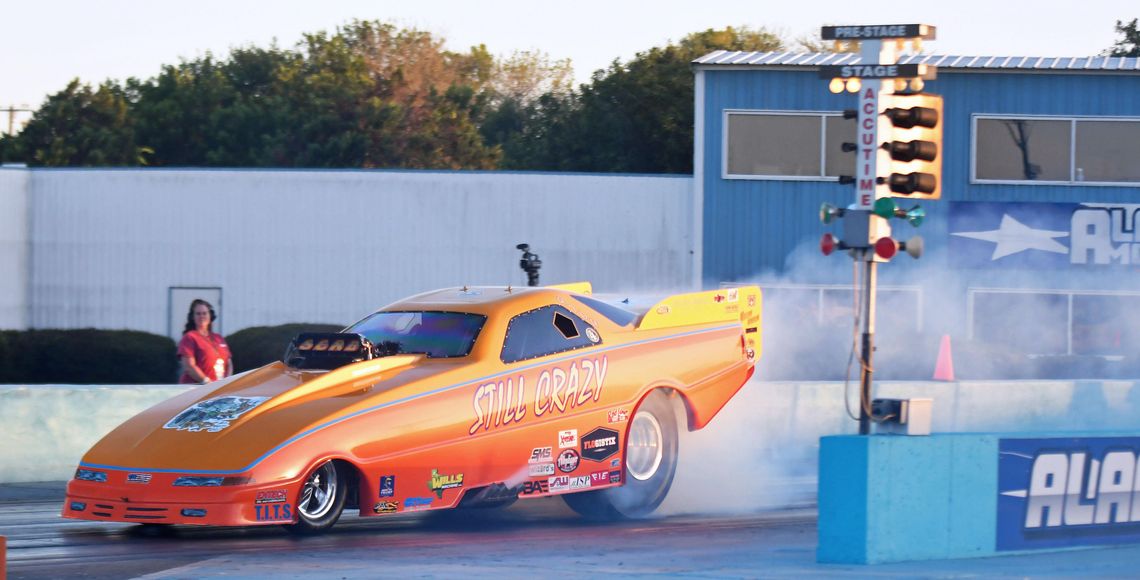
[693,51,1140,72]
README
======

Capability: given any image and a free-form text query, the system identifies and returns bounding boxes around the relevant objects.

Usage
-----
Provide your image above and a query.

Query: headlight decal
[75,469,107,482]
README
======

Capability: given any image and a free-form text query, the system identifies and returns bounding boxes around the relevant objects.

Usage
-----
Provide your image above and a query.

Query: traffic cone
[933,334,955,381]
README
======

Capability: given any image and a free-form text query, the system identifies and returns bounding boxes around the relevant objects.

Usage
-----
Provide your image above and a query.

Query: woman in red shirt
[178,299,233,384]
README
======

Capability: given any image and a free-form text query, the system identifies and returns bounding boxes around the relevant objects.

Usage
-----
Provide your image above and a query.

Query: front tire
[563,390,678,520]
[285,460,347,535]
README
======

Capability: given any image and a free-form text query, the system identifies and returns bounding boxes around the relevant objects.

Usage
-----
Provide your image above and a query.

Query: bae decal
[997,437,1140,551]
[949,202,1140,268]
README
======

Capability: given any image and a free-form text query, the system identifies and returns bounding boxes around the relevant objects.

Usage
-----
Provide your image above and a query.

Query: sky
[1,0,1133,132]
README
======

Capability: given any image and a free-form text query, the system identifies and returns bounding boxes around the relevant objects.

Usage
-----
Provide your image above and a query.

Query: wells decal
[428,469,464,498]
[469,356,608,434]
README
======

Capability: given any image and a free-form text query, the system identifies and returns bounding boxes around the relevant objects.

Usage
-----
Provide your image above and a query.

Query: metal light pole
[818,24,940,435]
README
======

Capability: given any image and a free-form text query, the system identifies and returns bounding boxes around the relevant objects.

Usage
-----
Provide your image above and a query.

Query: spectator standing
[178,299,233,384]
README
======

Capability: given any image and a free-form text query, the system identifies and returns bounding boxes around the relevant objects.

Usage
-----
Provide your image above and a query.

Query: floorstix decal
[997,437,1140,551]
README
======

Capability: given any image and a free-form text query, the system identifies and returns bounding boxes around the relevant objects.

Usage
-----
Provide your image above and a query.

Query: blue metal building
[693,52,1140,369]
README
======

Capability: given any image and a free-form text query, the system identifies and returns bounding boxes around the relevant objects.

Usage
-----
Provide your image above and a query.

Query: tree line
[0,21,784,173]
[2,18,1135,173]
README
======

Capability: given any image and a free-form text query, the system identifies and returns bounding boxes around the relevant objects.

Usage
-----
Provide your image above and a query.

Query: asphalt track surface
[5,482,1140,579]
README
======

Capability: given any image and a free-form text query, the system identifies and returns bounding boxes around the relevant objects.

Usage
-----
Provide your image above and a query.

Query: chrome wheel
[627,412,664,481]
[298,461,338,520]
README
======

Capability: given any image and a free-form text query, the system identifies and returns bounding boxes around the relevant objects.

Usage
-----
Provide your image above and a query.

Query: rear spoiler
[546,281,593,295]
[638,286,762,357]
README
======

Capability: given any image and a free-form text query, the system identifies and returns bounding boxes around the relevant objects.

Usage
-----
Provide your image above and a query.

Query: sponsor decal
[373,501,399,514]
[590,470,610,485]
[656,305,670,315]
[164,396,269,433]
[713,294,726,303]
[607,408,629,423]
[558,429,578,449]
[610,470,622,484]
[997,437,1140,551]
[428,469,464,498]
[403,496,433,511]
[126,473,152,484]
[548,476,570,493]
[529,446,553,463]
[468,356,609,435]
[949,201,1140,269]
[581,427,620,462]
[610,457,622,468]
[727,288,739,302]
[379,475,395,498]
[254,503,292,521]
[529,463,556,477]
[748,294,757,308]
[255,489,288,504]
[557,449,581,473]
[521,480,549,495]
[585,327,600,343]
[569,476,591,491]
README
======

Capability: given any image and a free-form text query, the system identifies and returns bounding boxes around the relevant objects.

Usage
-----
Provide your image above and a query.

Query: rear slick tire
[563,390,678,520]
[285,460,347,535]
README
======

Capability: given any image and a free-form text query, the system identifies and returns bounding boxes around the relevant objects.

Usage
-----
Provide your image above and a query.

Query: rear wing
[546,281,593,295]
[638,286,762,357]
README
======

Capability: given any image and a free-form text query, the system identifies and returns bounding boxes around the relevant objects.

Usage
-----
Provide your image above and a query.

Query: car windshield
[344,311,486,358]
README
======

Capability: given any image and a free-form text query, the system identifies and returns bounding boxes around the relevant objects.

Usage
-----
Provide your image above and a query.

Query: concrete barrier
[818,431,1140,563]
[0,385,190,483]
[1,379,1137,484]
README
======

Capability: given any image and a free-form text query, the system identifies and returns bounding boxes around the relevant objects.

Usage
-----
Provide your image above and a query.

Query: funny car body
[63,282,761,533]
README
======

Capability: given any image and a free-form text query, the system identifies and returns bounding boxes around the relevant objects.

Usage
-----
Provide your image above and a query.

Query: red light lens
[820,233,836,256]
[874,237,898,260]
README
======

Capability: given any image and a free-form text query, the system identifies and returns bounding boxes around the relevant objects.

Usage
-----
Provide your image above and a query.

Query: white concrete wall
[0,167,29,329]
[6,379,1137,485]
[0,384,190,483]
[25,169,695,338]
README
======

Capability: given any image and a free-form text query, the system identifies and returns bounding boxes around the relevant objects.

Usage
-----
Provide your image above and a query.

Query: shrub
[0,329,177,384]
[227,323,344,373]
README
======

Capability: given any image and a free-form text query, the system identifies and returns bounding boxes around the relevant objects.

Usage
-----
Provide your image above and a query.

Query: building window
[973,116,1140,184]
[724,111,854,180]
[967,288,1140,356]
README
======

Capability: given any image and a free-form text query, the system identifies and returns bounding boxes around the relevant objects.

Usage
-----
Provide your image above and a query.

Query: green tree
[0,133,20,163]
[1106,18,1140,56]
[17,79,146,166]
[500,27,784,173]
[16,20,503,169]
[479,50,572,152]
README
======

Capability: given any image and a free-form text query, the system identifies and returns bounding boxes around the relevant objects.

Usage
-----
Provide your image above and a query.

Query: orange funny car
[63,282,761,534]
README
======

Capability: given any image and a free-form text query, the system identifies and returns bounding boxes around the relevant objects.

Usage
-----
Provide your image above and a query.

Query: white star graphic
[952,214,1070,260]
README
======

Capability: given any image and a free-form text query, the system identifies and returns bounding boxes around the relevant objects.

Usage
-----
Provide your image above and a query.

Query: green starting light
[872,197,897,219]
[820,203,844,224]
[872,197,924,227]
[904,206,925,227]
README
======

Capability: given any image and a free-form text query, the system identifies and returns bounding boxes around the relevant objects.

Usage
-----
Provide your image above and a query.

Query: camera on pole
[516,243,542,287]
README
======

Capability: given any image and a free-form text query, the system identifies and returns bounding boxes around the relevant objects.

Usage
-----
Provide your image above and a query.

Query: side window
[501,305,601,363]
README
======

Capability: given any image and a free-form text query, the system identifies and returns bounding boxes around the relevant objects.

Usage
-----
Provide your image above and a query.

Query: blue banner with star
[949,202,1140,269]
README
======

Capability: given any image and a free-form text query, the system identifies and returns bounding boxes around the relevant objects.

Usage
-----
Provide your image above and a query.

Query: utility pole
[2,104,33,136]
[816,24,943,435]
